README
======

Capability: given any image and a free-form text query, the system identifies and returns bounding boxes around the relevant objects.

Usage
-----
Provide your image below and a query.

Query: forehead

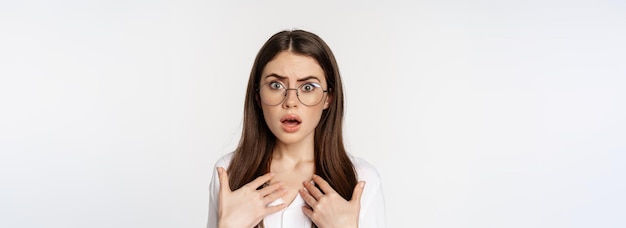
[261,51,325,83]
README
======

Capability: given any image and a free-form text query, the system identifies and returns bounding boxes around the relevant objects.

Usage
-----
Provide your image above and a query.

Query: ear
[323,89,332,110]
[255,93,261,107]
[253,84,261,105]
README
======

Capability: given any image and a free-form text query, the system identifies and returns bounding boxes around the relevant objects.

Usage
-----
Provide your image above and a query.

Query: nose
[282,88,299,108]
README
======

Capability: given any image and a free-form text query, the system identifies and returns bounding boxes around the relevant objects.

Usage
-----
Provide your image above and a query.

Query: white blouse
[206,152,386,228]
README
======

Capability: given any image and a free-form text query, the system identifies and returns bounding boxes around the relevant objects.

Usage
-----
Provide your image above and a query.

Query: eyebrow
[265,73,321,82]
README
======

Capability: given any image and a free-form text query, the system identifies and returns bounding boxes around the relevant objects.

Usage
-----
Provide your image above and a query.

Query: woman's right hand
[216,167,288,228]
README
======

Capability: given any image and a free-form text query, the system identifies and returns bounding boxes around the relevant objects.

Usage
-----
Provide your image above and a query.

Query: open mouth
[280,114,302,132]
[281,115,302,125]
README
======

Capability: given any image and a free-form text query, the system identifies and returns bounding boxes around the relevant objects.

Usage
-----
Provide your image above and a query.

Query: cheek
[260,105,275,122]
[307,106,326,126]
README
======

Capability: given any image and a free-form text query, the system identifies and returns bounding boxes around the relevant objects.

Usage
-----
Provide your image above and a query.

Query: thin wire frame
[258,82,328,106]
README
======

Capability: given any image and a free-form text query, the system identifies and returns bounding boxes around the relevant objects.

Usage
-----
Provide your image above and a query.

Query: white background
[1,0,625,227]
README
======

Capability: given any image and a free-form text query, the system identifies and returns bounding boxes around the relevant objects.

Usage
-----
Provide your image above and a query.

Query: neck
[272,138,315,164]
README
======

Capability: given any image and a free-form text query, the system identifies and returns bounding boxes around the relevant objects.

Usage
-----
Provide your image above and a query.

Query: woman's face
[259,51,330,145]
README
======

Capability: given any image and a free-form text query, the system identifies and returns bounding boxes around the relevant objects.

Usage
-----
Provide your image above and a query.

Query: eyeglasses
[258,81,328,106]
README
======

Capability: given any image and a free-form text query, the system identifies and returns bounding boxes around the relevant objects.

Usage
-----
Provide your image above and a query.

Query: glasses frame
[257,82,329,107]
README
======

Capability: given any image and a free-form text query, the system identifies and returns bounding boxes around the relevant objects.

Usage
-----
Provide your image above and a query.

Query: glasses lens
[259,82,285,106]
[298,83,324,106]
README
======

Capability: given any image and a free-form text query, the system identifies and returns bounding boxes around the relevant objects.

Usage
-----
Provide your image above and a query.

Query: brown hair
[227,30,357,226]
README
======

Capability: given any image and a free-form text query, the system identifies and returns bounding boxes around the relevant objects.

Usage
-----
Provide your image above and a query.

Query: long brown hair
[227,30,358,226]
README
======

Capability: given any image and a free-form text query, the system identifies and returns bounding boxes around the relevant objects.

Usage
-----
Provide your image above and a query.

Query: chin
[268,122,316,145]
[274,134,305,145]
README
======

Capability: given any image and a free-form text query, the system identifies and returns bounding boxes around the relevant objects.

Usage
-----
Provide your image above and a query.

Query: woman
[207,29,385,228]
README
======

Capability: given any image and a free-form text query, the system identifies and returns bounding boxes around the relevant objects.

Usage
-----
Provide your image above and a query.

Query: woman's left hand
[299,175,365,228]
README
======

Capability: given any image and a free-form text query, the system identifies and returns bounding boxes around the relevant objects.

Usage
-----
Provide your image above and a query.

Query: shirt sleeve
[359,180,386,228]
[207,154,230,228]
[355,157,387,228]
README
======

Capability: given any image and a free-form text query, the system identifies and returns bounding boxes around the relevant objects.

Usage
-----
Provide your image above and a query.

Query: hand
[216,167,288,228]
[299,175,365,228]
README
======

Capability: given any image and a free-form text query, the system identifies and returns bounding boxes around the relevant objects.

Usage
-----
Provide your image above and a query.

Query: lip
[280,114,302,133]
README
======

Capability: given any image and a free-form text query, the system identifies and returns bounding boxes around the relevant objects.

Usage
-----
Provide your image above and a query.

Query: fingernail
[216,167,222,174]
[360,181,366,188]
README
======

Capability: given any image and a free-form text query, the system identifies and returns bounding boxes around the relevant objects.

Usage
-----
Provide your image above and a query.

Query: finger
[258,181,283,196]
[303,180,324,200]
[262,187,288,205]
[312,175,337,195]
[299,188,317,206]
[351,181,366,203]
[265,201,288,215]
[246,172,275,189]
[301,205,314,220]
[217,167,230,192]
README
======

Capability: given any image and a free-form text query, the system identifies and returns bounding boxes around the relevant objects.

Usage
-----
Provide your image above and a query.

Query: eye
[301,83,320,92]
[269,82,284,90]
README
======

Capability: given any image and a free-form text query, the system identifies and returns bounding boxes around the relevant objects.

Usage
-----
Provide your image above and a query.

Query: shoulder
[349,154,382,186]
[209,152,234,191]
[213,151,235,169]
